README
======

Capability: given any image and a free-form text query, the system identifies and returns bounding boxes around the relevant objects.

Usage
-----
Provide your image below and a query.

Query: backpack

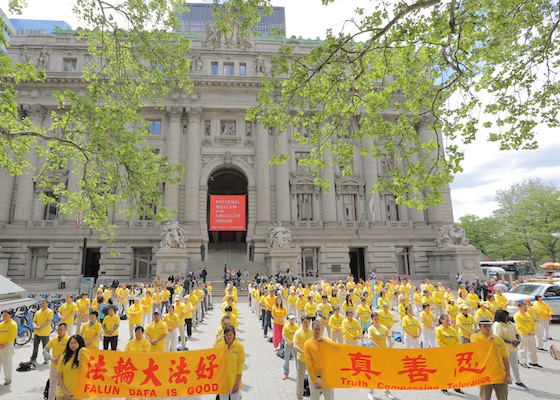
[16,361,36,372]
[43,379,50,400]
[276,341,285,358]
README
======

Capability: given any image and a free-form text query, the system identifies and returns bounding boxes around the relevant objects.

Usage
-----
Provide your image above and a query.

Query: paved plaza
[1,294,559,400]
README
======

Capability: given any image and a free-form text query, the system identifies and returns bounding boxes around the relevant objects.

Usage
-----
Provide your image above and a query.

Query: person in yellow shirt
[341,309,362,345]
[214,315,231,348]
[116,284,130,316]
[125,326,151,352]
[81,311,102,349]
[223,305,238,329]
[263,290,276,337]
[281,314,299,380]
[31,299,53,363]
[446,298,459,327]
[533,294,553,342]
[0,309,18,386]
[356,297,372,335]
[58,295,78,336]
[514,302,540,368]
[435,314,465,395]
[271,297,287,348]
[287,291,298,316]
[420,303,436,348]
[295,293,307,321]
[304,296,318,321]
[397,296,408,322]
[486,293,501,319]
[423,279,435,294]
[75,293,91,334]
[140,291,153,326]
[163,304,179,352]
[413,288,423,315]
[57,335,86,400]
[494,288,508,310]
[366,312,395,400]
[401,306,421,348]
[216,325,245,400]
[328,306,344,343]
[379,302,394,330]
[145,310,168,352]
[152,288,163,314]
[222,297,239,318]
[467,287,481,311]
[293,316,312,400]
[456,305,477,343]
[317,295,333,336]
[161,284,171,313]
[304,320,334,400]
[102,305,119,350]
[443,288,455,306]
[182,295,195,342]
[475,301,493,322]
[471,316,511,399]
[432,287,445,319]
[456,291,471,314]
[127,298,143,339]
[523,298,543,349]
[45,323,70,400]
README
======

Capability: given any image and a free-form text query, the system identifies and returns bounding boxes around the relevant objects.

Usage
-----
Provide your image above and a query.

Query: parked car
[503,281,560,319]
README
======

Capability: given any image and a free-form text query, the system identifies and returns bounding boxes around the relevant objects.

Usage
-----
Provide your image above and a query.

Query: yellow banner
[322,340,505,390]
[74,348,228,398]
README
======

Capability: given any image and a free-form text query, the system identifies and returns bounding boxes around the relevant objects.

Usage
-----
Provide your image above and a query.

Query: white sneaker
[385,391,395,399]
[368,391,375,400]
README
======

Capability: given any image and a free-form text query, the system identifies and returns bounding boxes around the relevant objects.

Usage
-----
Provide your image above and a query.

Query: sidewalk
[1,297,559,400]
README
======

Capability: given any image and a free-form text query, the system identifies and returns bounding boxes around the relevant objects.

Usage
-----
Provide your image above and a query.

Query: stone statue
[36,46,49,69]
[191,51,203,72]
[435,224,469,248]
[267,222,292,250]
[160,220,188,249]
[255,53,266,73]
[202,24,221,49]
[19,45,30,63]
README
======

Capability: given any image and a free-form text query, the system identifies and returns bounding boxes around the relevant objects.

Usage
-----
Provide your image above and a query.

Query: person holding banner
[470,316,512,400]
[367,312,395,400]
[217,325,245,400]
[125,326,151,352]
[401,305,422,348]
[435,314,465,395]
[304,320,334,400]
[145,310,168,352]
[293,316,312,400]
[56,334,86,400]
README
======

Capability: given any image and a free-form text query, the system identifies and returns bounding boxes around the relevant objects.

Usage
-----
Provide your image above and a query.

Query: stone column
[322,149,338,226]
[0,171,14,223]
[13,104,46,223]
[165,106,183,214]
[184,107,202,227]
[255,123,271,224]
[274,132,290,224]
[418,118,443,224]
[361,136,382,224]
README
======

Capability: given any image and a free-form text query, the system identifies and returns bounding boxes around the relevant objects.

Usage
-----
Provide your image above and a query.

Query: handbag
[16,361,36,372]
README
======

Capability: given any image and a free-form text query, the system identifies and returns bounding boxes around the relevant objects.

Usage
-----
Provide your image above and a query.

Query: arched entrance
[207,168,248,243]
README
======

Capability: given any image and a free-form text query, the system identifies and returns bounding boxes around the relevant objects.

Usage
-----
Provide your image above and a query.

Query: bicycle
[13,306,33,346]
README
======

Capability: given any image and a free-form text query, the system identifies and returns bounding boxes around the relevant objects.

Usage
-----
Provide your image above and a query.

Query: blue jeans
[264,310,272,336]
[283,344,293,376]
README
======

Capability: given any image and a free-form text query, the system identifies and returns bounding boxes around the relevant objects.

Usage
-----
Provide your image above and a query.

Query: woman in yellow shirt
[446,298,459,327]
[328,306,344,343]
[356,297,372,334]
[163,304,179,352]
[341,293,355,315]
[341,309,362,345]
[401,306,422,348]
[81,311,102,349]
[435,315,465,395]
[216,326,245,400]
[57,334,85,400]
[475,301,493,322]
[486,294,501,318]
[102,305,119,350]
[140,291,153,326]
[271,297,288,348]
[466,287,480,312]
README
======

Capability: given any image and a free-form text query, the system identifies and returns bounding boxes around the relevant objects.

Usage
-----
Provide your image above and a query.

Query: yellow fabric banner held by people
[74,347,228,398]
[321,340,504,391]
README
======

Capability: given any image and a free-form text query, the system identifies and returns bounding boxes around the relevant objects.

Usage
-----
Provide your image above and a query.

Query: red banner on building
[209,195,246,231]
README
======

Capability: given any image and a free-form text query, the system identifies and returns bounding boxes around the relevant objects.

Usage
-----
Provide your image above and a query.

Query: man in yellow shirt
[514,302,541,368]
[116,284,130,316]
[182,295,195,342]
[45,323,70,400]
[0,309,18,385]
[58,295,77,336]
[420,303,435,348]
[293,316,312,400]
[456,305,477,344]
[81,311,102,349]
[127,298,143,339]
[341,309,362,345]
[304,320,334,400]
[145,310,168,352]
[31,299,53,363]
[163,304,179,352]
[328,306,344,343]
[471,316,511,400]
[281,314,299,380]
[125,326,151,352]
[75,292,91,334]
[304,296,318,322]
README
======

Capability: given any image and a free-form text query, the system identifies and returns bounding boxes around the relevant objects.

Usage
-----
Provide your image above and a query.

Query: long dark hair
[63,334,85,369]
[494,309,509,324]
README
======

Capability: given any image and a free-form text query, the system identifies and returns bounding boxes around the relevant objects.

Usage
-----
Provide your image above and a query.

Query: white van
[481,266,507,279]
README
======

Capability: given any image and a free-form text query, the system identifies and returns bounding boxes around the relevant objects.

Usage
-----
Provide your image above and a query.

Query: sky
[4,0,560,220]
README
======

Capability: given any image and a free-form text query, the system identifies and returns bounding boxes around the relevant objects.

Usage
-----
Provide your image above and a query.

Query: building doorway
[82,248,101,280]
[349,247,366,281]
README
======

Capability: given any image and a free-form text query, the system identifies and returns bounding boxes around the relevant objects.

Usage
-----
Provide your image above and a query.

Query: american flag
[76,212,83,229]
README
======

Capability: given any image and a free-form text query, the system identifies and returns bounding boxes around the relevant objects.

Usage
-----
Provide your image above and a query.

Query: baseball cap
[287,314,296,319]
[478,316,492,325]
[461,304,469,310]
[153,310,161,315]
[382,302,389,307]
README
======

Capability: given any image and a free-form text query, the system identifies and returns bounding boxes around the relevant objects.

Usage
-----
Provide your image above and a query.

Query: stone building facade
[0,27,455,286]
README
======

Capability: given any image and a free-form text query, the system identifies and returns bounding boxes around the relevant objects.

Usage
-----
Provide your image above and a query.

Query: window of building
[245,121,252,136]
[138,201,157,220]
[133,248,155,279]
[342,194,357,221]
[297,193,313,221]
[396,246,412,275]
[146,119,161,135]
[295,152,311,173]
[301,247,319,277]
[63,58,77,72]
[211,62,218,75]
[385,194,400,221]
[239,62,247,76]
[223,62,234,76]
[220,120,236,136]
[204,120,211,136]
[43,192,59,220]
[30,247,48,279]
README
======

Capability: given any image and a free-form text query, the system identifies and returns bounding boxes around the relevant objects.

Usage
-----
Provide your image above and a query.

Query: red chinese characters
[397,355,437,383]
[340,352,381,379]
[86,355,108,381]
[454,351,486,376]
[140,358,162,387]
[196,354,219,380]
[169,357,191,384]
[111,357,138,385]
